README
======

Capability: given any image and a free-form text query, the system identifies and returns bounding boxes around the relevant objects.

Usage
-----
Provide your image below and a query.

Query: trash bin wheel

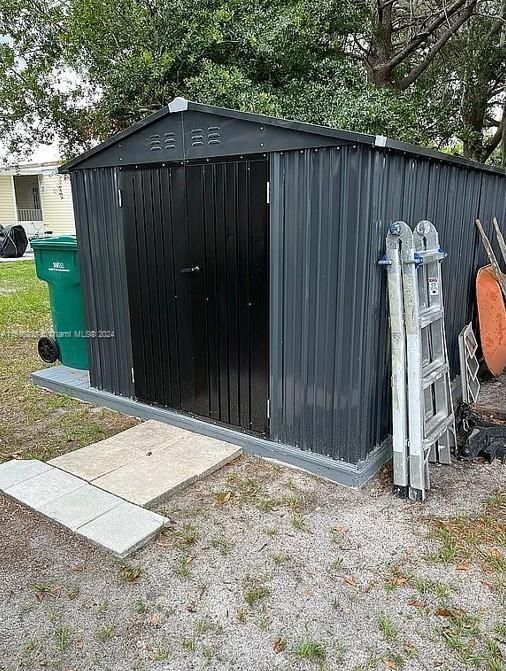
[38,336,59,364]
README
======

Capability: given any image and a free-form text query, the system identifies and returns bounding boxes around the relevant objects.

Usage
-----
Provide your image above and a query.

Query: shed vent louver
[207,126,221,144]
[164,132,176,150]
[190,127,221,147]
[148,132,176,152]
[191,128,204,146]
[149,134,162,151]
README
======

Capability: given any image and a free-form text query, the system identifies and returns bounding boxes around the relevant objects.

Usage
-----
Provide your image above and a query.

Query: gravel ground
[0,454,504,671]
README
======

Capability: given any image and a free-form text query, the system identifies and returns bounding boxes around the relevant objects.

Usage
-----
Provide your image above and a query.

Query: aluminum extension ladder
[381,220,455,501]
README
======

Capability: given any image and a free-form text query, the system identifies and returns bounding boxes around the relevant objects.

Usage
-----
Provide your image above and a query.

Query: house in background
[0,161,75,241]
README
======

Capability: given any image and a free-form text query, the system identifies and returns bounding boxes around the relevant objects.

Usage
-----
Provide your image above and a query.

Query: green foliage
[0,0,504,164]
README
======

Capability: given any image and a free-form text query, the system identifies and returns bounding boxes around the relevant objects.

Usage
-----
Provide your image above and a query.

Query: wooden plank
[475,219,506,299]
[492,217,506,268]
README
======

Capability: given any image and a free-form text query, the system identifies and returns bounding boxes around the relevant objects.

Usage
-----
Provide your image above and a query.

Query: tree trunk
[366,3,395,87]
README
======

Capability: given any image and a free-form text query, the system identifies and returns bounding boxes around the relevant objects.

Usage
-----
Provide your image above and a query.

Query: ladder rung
[423,413,455,449]
[416,249,446,264]
[419,306,444,328]
[422,359,449,389]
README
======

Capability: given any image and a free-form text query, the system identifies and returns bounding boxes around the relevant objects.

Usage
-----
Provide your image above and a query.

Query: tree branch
[482,114,504,160]
[385,0,471,71]
[397,1,478,90]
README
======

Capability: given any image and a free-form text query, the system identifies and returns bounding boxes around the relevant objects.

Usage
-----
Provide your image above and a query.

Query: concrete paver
[0,459,168,557]
[49,420,188,480]
[2,421,238,556]
[0,459,50,490]
[77,501,167,557]
[39,484,122,530]
[4,468,84,509]
[92,433,242,506]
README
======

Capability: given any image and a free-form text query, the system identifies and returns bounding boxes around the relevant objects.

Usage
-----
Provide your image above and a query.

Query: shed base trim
[31,366,391,488]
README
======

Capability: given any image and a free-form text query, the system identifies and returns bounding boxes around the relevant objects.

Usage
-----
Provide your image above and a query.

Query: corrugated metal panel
[70,168,134,397]
[270,146,506,464]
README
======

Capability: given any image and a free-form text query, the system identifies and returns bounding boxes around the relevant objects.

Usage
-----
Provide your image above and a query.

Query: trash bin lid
[31,235,78,250]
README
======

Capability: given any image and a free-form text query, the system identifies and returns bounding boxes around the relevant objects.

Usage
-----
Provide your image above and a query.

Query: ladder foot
[393,485,409,498]
[409,487,425,502]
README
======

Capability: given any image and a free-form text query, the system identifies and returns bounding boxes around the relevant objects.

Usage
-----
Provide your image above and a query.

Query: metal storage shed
[43,97,506,486]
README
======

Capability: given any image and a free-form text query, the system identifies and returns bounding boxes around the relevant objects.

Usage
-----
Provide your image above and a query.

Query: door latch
[180,265,200,274]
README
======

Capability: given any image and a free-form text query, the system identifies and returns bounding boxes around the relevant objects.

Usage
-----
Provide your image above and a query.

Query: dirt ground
[1,453,504,671]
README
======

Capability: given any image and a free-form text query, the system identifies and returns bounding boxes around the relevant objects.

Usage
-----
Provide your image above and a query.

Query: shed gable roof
[60,98,365,172]
[60,97,505,176]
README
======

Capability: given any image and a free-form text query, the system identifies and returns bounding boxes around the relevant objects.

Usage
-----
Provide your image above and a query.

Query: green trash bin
[31,235,89,370]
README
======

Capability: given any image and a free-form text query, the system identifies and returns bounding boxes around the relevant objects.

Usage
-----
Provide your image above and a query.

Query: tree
[453,0,506,162]
[0,0,364,157]
[0,0,504,164]
[354,0,479,89]
[349,0,505,162]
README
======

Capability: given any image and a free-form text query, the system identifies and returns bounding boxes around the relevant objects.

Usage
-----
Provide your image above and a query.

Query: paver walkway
[0,459,167,557]
[0,420,241,556]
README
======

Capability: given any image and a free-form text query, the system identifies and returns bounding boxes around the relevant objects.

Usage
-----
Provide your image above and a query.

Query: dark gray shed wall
[270,145,506,464]
[70,168,134,396]
[68,145,505,468]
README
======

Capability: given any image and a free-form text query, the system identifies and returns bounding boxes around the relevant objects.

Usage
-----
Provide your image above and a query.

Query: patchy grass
[194,615,222,637]
[329,557,344,573]
[211,471,319,518]
[24,637,39,653]
[410,576,451,600]
[210,537,233,556]
[1,449,505,670]
[383,564,453,604]
[180,636,196,652]
[173,523,200,550]
[437,609,502,668]
[294,639,326,663]
[134,599,148,614]
[383,651,406,670]
[66,585,80,600]
[263,527,278,537]
[272,551,291,566]
[118,562,143,584]
[428,492,506,573]
[244,578,270,608]
[353,654,380,671]
[236,607,248,623]
[291,515,309,532]
[378,613,397,640]
[53,624,72,653]
[32,582,60,601]
[96,624,115,643]
[152,645,171,661]
[0,261,136,462]
[173,554,193,579]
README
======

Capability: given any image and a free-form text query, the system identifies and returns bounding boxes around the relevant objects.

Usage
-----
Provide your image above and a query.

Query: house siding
[0,176,16,224]
[39,173,75,234]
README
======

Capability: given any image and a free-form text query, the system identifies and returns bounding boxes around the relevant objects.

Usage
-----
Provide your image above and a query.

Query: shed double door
[122,157,269,435]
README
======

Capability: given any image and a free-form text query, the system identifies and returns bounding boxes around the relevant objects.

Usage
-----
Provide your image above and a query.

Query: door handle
[180,265,200,274]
